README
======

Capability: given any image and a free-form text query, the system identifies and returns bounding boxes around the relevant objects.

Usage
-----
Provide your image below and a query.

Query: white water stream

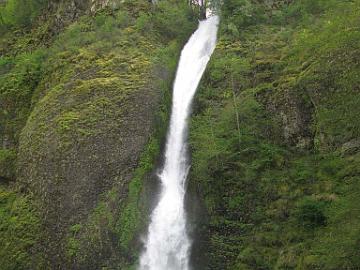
[139,16,219,270]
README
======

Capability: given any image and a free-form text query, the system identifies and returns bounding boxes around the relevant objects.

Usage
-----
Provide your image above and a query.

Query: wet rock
[261,87,314,149]
[341,139,360,156]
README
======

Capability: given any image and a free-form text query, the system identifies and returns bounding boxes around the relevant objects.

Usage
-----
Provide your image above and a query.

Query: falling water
[139,16,219,270]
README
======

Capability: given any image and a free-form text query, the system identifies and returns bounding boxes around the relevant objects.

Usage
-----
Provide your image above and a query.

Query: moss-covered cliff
[190,0,360,269]
[0,0,196,269]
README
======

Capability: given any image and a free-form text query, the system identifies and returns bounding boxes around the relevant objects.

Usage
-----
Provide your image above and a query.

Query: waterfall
[139,15,219,270]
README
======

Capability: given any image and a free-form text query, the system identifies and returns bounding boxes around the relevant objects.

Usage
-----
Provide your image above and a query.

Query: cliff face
[17,22,164,268]
[190,0,360,269]
[0,0,196,269]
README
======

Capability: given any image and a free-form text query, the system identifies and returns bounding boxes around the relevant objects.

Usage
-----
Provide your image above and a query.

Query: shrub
[220,0,266,38]
[0,0,47,30]
[295,198,327,229]
[136,0,197,42]
[0,149,16,181]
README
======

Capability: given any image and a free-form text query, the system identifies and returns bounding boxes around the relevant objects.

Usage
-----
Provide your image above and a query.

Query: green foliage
[295,198,327,229]
[135,0,197,42]
[0,149,16,180]
[0,0,47,31]
[220,0,266,38]
[280,0,348,25]
[0,186,41,270]
[290,1,360,150]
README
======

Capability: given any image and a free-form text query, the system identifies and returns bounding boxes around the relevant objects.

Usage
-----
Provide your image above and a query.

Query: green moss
[0,186,42,269]
[0,49,46,146]
[57,111,80,133]
[66,237,81,258]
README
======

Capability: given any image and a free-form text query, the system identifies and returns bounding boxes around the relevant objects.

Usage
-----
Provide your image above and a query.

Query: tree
[0,0,47,29]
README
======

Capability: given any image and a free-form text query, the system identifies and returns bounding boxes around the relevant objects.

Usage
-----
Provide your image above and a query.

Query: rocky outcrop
[14,2,171,267]
[0,0,197,267]
[17,38,163,270]
[264,88,314,149]
[341,139,360,156]
[90,0,121,13]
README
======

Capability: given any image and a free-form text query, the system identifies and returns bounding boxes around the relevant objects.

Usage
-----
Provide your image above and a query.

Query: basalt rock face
[260,87,315,149]
[17,59,162,268]
[90,0,121,13]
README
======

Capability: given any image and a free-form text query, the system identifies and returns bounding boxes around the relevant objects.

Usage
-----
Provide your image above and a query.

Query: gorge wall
[0,1,196,269]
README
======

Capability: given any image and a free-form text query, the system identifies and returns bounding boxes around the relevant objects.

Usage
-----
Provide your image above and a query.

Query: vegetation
[0,0,47,31]
[190,0,360,269]
[0,50,46,149]
[0,186,42,270]
[0,0,359,269]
